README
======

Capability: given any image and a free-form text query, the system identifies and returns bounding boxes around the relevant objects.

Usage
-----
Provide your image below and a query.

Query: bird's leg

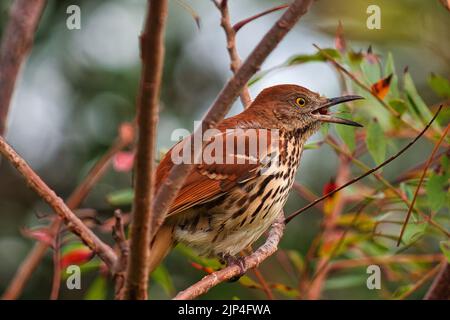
[220,254,246,282]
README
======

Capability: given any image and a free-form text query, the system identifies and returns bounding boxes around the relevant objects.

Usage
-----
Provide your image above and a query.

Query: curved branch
[0,137,117,272]
[174,213,285,300]
[2,126,132,300]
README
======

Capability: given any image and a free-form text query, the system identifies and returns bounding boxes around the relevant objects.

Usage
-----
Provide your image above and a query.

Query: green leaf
[175,243,222,269]
[84,276,107,300]
[286,250,304,273]
[388,99,407,115]
[324,275,368,290]
[366,119,386,165]
[392,284,413,299]
[335,108,356,152]
[401,222,427,245]
[384,52,399,98]
[249,49,339,86]
[440,241,450,263]
[404,72,440,131]
[238,275,261,289]
[426,174,448,212]
[428,74,450,98]
[286,48,340,66]
[361,59,380,85]
[106,189,134,206]
[271,283,299,298]
[151,264,175,297]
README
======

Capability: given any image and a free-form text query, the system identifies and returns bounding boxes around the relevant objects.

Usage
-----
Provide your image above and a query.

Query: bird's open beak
[312,95,364,127]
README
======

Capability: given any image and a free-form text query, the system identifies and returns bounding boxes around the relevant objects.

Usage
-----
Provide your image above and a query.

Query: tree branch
[2,124,132,300]
[150,0,314,252]
[0,137,117,282]
[0,0,46,135]
[214,0,251,107]
[174,213,285,300]
[285,105,444,224]
[123,0,167,300]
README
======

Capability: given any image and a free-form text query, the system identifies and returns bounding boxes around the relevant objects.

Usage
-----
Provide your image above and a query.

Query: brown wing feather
[155,117,276,216]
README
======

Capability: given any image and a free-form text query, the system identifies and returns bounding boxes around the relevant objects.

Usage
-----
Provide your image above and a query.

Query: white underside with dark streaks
[173,129,307,258]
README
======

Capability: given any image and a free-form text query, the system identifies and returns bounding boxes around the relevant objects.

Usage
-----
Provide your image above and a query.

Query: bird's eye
[295,97,306,107]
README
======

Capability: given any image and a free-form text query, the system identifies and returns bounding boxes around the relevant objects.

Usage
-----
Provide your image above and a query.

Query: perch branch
[2,124,132,300]
[123,0,167,300]
[174,213,285,300]
[0,137,117,269]
[0,0,46,135]
[150,0,314,250]
[285,105,444,224]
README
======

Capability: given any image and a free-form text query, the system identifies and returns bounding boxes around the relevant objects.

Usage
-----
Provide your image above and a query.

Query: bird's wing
[155,128,278,216]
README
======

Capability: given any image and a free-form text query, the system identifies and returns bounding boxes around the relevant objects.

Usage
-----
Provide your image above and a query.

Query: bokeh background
[0,0,448,299]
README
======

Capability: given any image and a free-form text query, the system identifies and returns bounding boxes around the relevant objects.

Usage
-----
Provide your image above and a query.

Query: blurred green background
[0,0,448,299]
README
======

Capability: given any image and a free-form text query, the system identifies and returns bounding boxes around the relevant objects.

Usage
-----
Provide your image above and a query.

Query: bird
[148,84,363,273]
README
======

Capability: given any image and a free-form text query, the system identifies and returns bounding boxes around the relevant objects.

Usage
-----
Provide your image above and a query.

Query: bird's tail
[148,224,174,274]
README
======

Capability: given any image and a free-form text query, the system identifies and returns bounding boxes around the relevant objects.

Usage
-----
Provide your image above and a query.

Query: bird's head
[250,84,363,132]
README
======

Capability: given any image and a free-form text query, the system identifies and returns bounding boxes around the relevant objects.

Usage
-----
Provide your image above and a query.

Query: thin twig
[0,137,117,273]
[0,0,46,135]
[252,268,275,300]
[398,263,442,300]
[326,136,449,238]
[397,124,450,246]
[233,4,289,33]
[2,124,132,300]
[285,105,444,224]
[124,0,167,300]
[174,213,285,300]
[150,0,314,256]
[112,210,129,300]
[49,231,61,300]
[213,0,252,107]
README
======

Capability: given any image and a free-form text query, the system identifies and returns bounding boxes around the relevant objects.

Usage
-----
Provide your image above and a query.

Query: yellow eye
[296,97,306,107]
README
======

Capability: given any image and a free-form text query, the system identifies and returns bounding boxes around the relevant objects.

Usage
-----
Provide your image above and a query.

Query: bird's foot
[220,254,246,282]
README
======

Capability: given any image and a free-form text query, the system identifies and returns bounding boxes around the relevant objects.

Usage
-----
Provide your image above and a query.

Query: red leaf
[323,178,337,196]
[60,247,94,269]
[364,45,380,64]
[335,21,346,53]
[323,179,338,216]
[21,227,54,246]
[371,74,392,100]
[190,262,214,274]
[113,151,135,172]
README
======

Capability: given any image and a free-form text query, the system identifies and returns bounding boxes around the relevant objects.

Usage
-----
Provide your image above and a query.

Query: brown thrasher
[148,84,362,273]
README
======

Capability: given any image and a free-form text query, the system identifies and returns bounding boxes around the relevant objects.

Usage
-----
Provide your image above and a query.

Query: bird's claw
[221,255,246,282]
